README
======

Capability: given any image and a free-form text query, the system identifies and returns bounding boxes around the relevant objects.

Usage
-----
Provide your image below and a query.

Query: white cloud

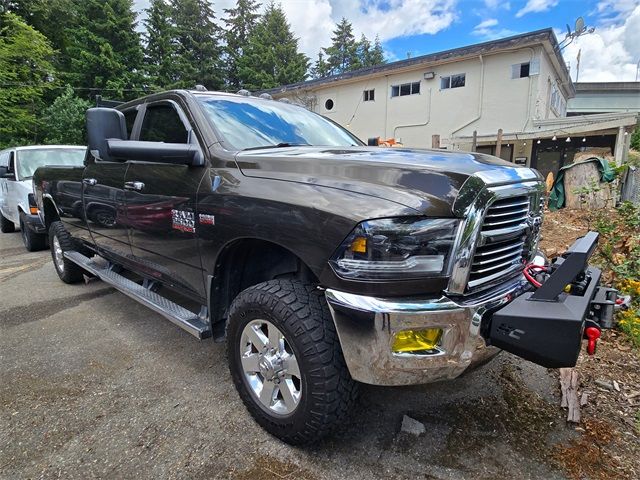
[563,5,640,82]
[515,0,558,18]
[483,0,511,10]
[475,18,499,29]
[472,18,518,40]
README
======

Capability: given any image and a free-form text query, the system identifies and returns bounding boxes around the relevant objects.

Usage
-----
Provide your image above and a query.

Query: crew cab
[0,145,86,250]
[33,90,615,444]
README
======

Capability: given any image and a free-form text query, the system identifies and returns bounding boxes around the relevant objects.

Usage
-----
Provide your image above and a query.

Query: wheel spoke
[246,325,268,351]
[259,379,277,407]
[279,379,298,411]
[267,324,283,352]
[241,353,260,373]
[285,355,300,378]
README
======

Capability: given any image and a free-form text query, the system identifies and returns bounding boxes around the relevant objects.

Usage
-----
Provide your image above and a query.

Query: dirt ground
[539,209,640,480]
[0,220,636,479]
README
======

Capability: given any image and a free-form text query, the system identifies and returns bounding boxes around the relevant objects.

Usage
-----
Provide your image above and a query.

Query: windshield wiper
[243,142,311,151]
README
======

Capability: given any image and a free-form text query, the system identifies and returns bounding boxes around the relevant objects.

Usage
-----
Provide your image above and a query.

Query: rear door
[124,100,207,299]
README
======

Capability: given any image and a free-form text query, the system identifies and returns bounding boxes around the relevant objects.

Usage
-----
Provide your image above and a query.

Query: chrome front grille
[467,195,532,291]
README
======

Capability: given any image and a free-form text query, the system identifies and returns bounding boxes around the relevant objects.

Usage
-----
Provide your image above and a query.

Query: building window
[549,84,566,116]
[391,81,420,97]
[440,74,465,89]
[325,99,334,110]
[363,89,375,102]
[512,62,530,79]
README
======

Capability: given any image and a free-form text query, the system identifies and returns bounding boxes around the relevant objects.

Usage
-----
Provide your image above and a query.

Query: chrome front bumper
[325,277,529,386]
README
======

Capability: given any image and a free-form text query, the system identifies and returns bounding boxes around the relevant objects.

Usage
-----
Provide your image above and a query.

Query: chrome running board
[64,251,211,339]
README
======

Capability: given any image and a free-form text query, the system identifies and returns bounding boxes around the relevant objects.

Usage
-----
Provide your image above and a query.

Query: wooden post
[495,129,503,158]
[431,134,440,149]
[471,130,477,152]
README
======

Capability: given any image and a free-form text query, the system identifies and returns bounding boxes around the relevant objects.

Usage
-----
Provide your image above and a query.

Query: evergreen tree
[0,12,55,147]
[64,0,144,99]
[3,0,74,56]
[223,0,260,90]
[310,50,330,79]
[171,0,223,89]
[143,0,176,89]
[237,3,308,90]
[356,33,386,68]
[41,85,91,145]
[324,18,359,75]
[370,34,386,66]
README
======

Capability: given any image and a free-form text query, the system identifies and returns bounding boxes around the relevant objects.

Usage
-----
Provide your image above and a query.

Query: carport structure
[454,112,639,180]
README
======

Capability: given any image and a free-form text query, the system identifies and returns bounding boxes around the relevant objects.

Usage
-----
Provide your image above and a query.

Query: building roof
[264,28,573,97]
[574,82,640,93]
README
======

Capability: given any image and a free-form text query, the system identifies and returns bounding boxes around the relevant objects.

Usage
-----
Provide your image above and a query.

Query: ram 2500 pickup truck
[33,90,617,444]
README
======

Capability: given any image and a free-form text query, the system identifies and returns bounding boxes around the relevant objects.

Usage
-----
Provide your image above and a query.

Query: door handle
[83,178,97,186]
[124,181,145,191]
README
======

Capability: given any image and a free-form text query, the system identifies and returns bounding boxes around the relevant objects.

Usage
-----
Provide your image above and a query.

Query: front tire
[49,221,85,284]
[0,212,15,233]
[226,280,357,445]
[20,213,47,251]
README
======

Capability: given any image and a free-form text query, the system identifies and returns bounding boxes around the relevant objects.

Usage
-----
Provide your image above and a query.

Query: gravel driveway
[0,231,576,479]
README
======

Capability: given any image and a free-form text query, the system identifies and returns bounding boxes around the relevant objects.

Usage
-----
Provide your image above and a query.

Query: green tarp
[548,156,616,211]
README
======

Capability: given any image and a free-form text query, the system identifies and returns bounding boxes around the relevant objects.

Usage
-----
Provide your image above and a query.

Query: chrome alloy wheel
[52,235,65,272]
[240,319,302,415]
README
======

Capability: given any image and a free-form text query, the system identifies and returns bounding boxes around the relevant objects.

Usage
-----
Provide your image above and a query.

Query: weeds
[593,202,640,347]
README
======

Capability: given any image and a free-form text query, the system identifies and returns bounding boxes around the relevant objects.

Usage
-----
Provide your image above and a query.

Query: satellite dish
[575,17,585,34]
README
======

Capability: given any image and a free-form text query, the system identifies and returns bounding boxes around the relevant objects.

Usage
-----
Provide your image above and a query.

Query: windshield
[16,148,86,180]
[197,96,362,150]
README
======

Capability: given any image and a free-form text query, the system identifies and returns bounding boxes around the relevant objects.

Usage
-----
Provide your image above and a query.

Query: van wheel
[226,280,357,445]
[0,213,15,233]
[20,213,47,251]
[49,221,85,283]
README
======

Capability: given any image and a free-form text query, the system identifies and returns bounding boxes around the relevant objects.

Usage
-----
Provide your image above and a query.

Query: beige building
[265,29,638,178]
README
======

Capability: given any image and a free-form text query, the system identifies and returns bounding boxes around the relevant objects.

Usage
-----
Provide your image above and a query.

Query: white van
[0,145,86,251]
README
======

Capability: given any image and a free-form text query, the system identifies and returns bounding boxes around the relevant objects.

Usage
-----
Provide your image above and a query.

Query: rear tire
[20,213,47,251]
[226,279,357,445]
[49,221,85,284]
[0,213,15,233]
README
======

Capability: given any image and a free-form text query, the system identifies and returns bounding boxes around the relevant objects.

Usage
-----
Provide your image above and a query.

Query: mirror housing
[86,107,128,162]
[107,140,199,165]
[0,166,14,179]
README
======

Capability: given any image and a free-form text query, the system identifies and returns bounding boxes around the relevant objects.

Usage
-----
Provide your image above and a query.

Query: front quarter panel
[197,160,420,297]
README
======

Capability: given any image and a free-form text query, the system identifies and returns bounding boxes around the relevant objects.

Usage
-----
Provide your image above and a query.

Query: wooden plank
[431,134,440,149]
[559,368,581,423]
[495,129,503,158]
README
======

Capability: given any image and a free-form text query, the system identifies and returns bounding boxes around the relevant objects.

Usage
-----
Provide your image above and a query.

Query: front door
[124,101,207,299]
[83,159,132,261]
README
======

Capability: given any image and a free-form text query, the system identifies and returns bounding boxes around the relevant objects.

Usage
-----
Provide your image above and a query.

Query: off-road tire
[0,212,15,233]
[226,279,358,445]
[49,221,85,284]
[20,213,47,251]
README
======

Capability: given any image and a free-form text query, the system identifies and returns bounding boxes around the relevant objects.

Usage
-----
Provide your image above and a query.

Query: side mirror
[107,140,199,165]
[0,166,14,179]
[86,107,128,162]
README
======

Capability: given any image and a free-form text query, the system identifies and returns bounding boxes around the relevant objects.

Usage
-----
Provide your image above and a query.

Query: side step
[64,251,212,339]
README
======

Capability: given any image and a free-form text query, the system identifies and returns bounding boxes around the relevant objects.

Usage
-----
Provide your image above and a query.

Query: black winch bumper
[487,231,616,368]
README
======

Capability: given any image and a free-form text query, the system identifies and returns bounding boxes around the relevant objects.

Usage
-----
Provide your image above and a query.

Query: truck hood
[235,146,540,216]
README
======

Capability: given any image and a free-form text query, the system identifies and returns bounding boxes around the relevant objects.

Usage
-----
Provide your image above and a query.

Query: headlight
[330,217,459,280]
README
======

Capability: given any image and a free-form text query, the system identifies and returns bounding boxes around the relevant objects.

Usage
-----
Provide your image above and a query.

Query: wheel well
[210,239,318,325]
[42,198,60,230]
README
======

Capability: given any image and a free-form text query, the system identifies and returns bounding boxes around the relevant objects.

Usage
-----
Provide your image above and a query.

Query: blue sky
[134,0,640,82]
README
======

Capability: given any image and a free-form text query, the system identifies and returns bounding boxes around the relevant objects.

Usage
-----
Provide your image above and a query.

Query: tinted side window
[0,152,7,167]
[139,104,189,144]
[123,109,138,139]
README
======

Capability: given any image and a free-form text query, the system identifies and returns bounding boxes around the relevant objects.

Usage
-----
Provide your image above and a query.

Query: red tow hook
[585,327,601,355]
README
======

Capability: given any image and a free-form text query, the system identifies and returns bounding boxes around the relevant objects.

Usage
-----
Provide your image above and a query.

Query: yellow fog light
[392,328,443,353]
